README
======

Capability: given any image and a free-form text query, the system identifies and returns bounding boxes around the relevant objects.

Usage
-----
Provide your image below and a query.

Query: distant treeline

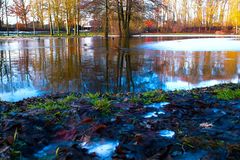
[0,0,239,36]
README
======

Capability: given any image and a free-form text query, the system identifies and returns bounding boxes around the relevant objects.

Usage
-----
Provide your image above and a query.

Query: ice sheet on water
[138,38,240,51]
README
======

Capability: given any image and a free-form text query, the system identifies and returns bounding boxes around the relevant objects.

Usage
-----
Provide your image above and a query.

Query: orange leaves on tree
[144,20,154,28]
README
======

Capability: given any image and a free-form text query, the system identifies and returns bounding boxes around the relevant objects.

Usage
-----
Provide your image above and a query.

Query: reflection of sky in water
[0,88,42,102]
[0,37,240,102]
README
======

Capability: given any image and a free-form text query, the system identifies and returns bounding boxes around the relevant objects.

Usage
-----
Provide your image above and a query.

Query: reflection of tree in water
[153,50,238,84]
[31,38,83,93]
[116,38,134,92]
[1,37,240,99]
[0,50,12,84]
[19,40,32,85]
[0,41,32,93]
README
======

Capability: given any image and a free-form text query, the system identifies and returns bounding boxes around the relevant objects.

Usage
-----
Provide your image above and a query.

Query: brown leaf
[115,146,124,154]
[80,118,93,124]
[134,134,143,144]
[6,136,14,145]
[93,124,107,133]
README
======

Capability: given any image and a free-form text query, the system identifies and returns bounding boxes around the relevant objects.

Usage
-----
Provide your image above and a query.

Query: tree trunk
[32,17,36,35]
[105,0,109,38]
[57,22,60,36]
[24,16,27,28]
[48,3,54,35]
[116,0,132,38]
[4,0,9,36]
[49,15,54,35]
[66,13,70,35]
[76,10,80,35]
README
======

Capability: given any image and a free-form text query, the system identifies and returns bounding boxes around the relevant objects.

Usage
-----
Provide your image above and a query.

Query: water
[81,139,119,160]
[0,37,240,102]
[143,111,158,118]
[33,139,119,160]
[144,102,170,109]
[34,141,73,159]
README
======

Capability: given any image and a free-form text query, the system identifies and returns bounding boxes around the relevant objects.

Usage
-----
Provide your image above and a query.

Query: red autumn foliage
[144,20,154,28]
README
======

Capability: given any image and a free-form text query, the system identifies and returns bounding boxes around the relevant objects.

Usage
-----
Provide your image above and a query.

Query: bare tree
[10,0,30,28]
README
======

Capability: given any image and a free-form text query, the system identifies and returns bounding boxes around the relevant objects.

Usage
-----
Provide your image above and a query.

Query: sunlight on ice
[138,38,240,51]
[165,77,239,91]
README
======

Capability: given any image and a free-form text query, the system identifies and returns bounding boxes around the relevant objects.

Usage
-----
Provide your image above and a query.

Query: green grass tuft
[86,92,100,100]
[28,100,69,111]
[60,94,78,104]
[142,90,159,98]
[28,94,78,111]
[214,88,240,100]
[92,98,112,114]
[130,90,167,104]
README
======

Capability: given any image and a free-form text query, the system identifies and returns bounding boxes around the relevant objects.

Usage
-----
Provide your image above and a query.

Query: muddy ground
[0,83,240,160]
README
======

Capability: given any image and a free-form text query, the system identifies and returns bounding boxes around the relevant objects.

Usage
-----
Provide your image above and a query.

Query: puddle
[34,141,73,159]
[81,139,119,160]
[144,110,166,118]
[173,150,207,160]
[158,110,166,115]
[144,102,170,109]
[158,130,175,138]
[212,108,226,115]
[233,105,240,109]
[34,139,119,160]
[144,112,158,118]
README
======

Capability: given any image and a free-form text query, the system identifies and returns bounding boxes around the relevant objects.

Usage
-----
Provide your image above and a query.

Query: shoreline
[1,83,240,159]
[0,33,239,40]
[132,34,240,38]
